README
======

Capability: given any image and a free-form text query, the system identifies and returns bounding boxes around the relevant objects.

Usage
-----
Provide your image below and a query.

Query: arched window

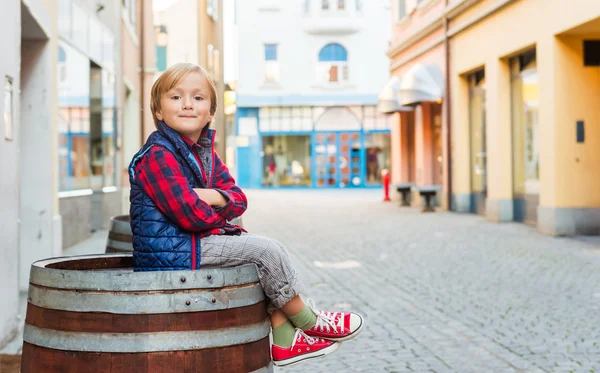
[317,43,348,83]
[318,43,348,62]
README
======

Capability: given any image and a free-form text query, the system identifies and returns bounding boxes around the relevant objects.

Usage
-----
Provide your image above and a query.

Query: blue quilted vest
[128,121,214,271]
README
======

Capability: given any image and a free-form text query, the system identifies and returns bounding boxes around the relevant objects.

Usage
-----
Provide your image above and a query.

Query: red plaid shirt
[134,135,247,238]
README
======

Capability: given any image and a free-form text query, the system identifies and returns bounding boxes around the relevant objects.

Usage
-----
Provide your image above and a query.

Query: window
[584,40,600,66]
[397,0,406,20]
[511,49,539,198]
[207,44,215,78]
[356,0,362,11]
[337,0,345,10]
[123,0,136,28]
[259,106,312,132]
[305,0,310,12]
[317,43,349,83]
[469,70,486,211]
[264,44,279,83]
[58,0,72,39]
[322,0,329,10]
[58,46,67,83]
[4,76,14,141]
[206,0,218,21]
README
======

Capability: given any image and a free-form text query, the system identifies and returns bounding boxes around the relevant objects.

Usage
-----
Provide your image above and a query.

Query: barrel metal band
[28,283,265,314]
[30,254,260,291]
[24,320,270,353]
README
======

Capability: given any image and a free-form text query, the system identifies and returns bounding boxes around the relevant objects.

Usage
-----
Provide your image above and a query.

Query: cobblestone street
[242,189,600,373]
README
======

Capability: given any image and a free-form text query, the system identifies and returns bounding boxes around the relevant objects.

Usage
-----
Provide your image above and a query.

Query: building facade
[56,0,122,247]
[121,0,156,215]
[235,0,392,189]
[384,0,600,235]
[449,0,600,235]
[0,0,59,348]
[381,0,450,208]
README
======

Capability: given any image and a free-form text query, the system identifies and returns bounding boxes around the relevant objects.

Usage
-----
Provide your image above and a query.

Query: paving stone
[243,190,600,373]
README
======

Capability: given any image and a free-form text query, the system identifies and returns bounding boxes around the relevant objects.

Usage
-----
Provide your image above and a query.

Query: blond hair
[150,63,218,127]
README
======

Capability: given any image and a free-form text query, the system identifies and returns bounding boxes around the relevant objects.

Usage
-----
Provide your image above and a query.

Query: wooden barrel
[21,254,272,373]
[106,215,244,254]
[106,215,133,253]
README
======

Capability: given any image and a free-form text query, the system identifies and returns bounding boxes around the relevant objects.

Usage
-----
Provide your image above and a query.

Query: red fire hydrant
[381,169,391,202]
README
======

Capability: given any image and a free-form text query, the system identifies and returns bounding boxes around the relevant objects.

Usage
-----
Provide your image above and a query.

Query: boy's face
[155,71,213,142]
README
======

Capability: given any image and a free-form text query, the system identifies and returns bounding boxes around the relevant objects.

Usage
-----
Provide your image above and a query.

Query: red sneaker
[271,329,340,367]
[303,299,364,342]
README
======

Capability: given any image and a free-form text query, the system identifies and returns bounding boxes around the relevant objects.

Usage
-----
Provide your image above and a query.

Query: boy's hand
[193,188,227,207]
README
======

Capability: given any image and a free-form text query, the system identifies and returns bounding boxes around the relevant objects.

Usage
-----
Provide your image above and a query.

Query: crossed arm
[135,146,247,232]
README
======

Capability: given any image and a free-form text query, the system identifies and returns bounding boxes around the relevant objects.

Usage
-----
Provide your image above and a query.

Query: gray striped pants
[200,233,305,313]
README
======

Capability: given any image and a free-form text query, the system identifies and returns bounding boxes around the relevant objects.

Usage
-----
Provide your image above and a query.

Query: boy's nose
[182,98,193,109]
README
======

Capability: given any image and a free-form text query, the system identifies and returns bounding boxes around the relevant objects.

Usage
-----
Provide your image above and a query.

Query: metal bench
[395,183,414,206]
[413,185,442,212]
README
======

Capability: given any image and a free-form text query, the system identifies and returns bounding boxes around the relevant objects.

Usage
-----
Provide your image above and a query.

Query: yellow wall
[552,34,600,207]
[450,0,600,208]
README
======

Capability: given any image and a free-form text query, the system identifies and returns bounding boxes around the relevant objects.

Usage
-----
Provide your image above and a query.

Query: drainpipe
[139,0,145,146]
[444,0,452,210]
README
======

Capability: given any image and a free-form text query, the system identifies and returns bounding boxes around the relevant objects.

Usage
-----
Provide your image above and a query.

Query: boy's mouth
[179,115,198,118]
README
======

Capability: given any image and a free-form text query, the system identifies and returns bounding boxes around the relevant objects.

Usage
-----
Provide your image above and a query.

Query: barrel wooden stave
[106,215,132,253]
[22,339,271,373]
[21,254,272,373]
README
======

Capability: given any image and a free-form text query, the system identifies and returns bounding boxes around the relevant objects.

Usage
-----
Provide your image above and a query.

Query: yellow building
[449,0,600,235]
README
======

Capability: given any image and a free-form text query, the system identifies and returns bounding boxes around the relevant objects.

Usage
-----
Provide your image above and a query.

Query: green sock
[288,305,317,331]
[272,320,296,347]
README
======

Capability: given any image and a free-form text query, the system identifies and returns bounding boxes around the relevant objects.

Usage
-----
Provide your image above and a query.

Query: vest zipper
[191,233,197,270]
[209,133,216,187]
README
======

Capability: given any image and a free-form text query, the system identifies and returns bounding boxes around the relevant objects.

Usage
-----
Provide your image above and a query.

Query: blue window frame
[318,43,347,62]
[265,44,278,61]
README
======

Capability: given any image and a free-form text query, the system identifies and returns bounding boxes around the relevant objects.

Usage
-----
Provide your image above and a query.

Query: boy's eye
[171,95,181,100]
[194,96,203,101]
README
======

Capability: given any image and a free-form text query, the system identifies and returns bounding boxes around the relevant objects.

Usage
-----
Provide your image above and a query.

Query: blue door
[312,132,363,188]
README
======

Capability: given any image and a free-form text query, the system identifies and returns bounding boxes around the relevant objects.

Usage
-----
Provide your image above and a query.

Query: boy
[128,63,363,367]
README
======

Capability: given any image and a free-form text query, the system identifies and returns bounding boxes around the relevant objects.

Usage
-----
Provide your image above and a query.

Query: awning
[377,76,414,114]
[397,63,444,106]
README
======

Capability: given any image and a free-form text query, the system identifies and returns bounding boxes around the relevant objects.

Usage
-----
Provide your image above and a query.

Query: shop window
[337,0,345,10]
[363,105,391,131]
[259,106,312,132]
[262,135,311,187]
[364,133,391,185]
[511,49,539,197]
[322,0,329,10]
[469,69,486,208]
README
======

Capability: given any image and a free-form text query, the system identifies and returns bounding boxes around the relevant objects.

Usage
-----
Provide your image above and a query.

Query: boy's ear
[156,111,163,120]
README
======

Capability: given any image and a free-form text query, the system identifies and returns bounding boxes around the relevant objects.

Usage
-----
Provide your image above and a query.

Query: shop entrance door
[313,132,362,187]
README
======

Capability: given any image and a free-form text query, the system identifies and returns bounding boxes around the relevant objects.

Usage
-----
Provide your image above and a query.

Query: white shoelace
[307,298,343,334]
[289,328,325,351]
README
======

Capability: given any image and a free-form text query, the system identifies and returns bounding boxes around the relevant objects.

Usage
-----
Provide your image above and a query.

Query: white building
[235,0,392,188]
[0,0,59,348]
